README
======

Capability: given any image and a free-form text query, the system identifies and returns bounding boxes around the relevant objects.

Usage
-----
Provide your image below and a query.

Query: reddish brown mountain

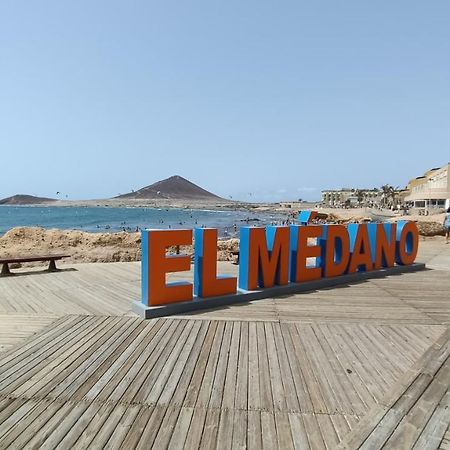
[115,175,221,200]
[0,194,57,205]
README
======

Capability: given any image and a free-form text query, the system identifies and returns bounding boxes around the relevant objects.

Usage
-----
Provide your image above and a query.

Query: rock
[416,221,445,237]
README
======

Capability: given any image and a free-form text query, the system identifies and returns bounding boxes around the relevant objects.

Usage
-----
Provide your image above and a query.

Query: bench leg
[47,260,58,272]
[1,263,12,276]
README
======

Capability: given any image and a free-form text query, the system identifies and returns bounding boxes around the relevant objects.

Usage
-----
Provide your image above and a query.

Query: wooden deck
[0,238,449,448]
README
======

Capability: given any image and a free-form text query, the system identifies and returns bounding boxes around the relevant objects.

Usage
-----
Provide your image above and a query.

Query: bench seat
[0,254,70,276]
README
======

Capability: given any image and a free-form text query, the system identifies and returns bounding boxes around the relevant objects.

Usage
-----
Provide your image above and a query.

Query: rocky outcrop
[115,175,222,200]
[0,195,56,205]
[416,221,446,237]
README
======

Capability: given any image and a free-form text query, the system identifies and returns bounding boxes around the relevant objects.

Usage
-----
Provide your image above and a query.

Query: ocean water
[0,206,276,237]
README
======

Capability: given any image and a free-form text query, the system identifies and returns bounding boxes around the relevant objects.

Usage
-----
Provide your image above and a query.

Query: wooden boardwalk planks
[0,314,58,353]
[336,329,450,450]
[0,315,447,448]
[0,262,140,316]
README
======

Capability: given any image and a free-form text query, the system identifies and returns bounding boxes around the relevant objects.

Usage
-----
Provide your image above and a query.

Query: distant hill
[115,175,221,200]
[0,194,57,205]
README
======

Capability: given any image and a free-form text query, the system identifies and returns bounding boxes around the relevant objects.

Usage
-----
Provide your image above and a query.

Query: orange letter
[323,225,350,278]
[396,221,419,265]
[291,225,323,282]
[142,229,193,306]
[348,224,374,273]
[238,226,290,290]
[194,228,237,298]
[374,223,396,269]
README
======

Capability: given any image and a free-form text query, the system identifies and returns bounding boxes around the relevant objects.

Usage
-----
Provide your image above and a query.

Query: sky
[0,1,449,202]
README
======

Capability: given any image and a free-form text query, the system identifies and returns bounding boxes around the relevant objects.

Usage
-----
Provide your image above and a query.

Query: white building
[404,163,450,211]
[321,188,380,207]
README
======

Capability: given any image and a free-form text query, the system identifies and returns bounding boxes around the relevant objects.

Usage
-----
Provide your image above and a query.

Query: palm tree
[355,189,365,206]
[380,184,399,207]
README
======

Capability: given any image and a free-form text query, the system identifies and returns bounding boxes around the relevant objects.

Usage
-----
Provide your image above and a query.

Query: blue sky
[1,1,449,202]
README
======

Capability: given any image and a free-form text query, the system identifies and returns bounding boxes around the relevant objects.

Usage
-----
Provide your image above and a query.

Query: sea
[0,206,280,238]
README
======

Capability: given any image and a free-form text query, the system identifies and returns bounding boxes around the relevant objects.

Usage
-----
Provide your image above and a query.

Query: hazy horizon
[1,168,449,204]
[1,1,449,202]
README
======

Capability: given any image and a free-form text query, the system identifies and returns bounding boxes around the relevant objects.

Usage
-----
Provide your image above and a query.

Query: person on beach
[444,207,450,244]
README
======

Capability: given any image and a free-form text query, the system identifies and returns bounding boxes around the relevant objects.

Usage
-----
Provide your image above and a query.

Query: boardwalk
[0,238,449,448]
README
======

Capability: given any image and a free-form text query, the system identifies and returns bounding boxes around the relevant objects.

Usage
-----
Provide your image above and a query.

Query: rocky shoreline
[0,227,240,265]
[0,211,446,268]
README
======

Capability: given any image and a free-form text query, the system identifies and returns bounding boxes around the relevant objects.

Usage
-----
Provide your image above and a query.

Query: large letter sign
[140,219,420,309]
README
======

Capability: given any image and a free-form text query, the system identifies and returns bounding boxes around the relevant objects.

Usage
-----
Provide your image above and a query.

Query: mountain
[115,175,221,200]
[0,194,57,205]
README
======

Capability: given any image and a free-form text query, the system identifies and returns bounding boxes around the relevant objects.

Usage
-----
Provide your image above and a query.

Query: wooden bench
[0,254,70,276]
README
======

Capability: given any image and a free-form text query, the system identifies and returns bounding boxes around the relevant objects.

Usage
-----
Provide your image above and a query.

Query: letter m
[238,226,290,290]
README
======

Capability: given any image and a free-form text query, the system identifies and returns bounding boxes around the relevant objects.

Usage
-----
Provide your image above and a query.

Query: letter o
[396,222,419,265]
